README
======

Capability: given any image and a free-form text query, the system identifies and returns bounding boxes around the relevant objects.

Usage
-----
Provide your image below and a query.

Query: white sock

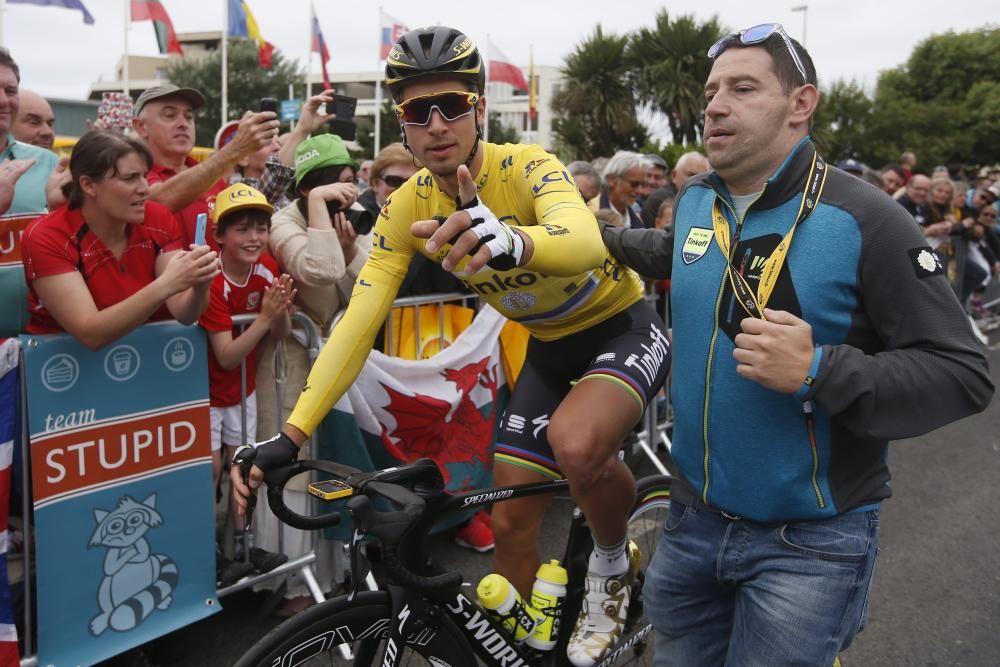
[589,538,628,577]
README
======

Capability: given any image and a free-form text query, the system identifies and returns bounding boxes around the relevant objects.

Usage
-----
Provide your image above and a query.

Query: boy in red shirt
[199,184,294,582]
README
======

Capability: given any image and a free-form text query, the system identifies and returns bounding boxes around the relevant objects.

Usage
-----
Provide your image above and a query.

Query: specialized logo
[909,247,944,278]
[531,414,549,439]
[461,489,515,506]
[444,594,529,666]
[595,352,616,363]
[682,227,713,264]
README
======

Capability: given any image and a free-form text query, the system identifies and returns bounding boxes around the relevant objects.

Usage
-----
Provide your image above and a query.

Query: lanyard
[711,153,827,320]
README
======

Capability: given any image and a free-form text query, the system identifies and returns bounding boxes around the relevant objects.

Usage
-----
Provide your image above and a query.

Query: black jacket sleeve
[807,186,993,440]
[600,221,675,280]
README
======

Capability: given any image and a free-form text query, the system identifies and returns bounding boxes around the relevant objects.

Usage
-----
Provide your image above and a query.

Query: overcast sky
[2,0,995,103]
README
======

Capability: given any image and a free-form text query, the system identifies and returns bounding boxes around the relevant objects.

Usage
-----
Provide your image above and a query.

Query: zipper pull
[802,400,813,415]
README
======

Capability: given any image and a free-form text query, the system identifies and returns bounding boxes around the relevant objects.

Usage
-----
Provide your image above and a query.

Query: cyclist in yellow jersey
[231,26,670,666]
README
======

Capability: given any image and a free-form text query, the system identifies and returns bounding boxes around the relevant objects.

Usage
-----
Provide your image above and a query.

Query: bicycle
[233,455,672,666]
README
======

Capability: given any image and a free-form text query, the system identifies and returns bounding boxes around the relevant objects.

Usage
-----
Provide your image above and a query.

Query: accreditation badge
[682,227,713,265]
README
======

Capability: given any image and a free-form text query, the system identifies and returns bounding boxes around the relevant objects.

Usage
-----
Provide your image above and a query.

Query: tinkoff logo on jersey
[682,227,713,265]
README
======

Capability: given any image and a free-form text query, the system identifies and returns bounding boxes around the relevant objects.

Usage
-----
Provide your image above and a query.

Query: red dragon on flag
[378,357,498,492]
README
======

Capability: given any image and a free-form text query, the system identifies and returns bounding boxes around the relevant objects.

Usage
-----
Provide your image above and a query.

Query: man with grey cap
[132,83,279,248]
[640,153,669,207]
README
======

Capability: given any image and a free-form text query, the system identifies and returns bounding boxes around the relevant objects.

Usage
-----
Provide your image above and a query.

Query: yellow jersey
[288,142,643,435]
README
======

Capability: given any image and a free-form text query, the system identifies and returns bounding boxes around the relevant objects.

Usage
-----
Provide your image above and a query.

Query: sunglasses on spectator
[707,23,808,83]
[381,174,409,188]
[394,91,479,126]
[614,176,644,189]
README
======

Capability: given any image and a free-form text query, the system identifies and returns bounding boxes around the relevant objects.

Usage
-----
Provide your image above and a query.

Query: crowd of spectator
[3,36,999,624]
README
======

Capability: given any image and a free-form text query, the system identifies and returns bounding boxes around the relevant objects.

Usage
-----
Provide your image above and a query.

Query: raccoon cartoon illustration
[87,494,178,636]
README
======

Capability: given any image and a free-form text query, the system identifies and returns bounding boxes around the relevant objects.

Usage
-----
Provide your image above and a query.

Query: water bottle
[477,573,541,641]
[526,559,568,651]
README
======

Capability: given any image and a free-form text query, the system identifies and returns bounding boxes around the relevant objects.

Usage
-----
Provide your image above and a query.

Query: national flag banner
[23,322,219,665]
[228,0,274,68]
[487,40,529,92]
[318,306,507,538]
[0,340,21,666]
[0,212,45,337]
[311,9,331,90]
[130,0,182,56]
[8,0,95,25]
[379,10,409,61]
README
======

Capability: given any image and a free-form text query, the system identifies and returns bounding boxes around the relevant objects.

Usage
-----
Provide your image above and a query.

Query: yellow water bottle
[527,559,568,650]
[477,573,541,641]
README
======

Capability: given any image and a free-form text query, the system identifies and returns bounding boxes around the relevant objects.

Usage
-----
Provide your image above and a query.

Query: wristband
[457,195,525,271]
[794,346,823,400]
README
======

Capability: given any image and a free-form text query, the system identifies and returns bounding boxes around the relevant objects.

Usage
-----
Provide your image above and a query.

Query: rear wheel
[235,591,475,667]
[618,474,672,666]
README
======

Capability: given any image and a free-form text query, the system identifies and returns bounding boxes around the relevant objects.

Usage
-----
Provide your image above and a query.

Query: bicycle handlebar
[260,458,462,593]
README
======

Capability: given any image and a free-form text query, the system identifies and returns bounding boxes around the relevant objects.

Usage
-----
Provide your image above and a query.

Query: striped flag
[8,0,94,25]
[311,8,331,89]
[228,0,274,68]
[130,0,183,55]
[379,10,409,60]
[0,340,20,665]
[487,40,529,92]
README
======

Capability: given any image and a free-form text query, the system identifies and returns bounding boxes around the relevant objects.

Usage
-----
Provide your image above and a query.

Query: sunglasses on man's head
[707,22,808,83]
[381,174,409,188]
[394,91,479,126]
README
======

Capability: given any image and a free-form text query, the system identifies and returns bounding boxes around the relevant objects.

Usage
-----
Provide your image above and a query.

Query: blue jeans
[644,499,880,667]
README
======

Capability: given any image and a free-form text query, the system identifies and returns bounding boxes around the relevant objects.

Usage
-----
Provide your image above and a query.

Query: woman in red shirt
[22,130,219,349]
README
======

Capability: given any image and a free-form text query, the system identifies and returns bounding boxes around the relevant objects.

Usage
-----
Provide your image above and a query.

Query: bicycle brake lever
[347,495,371,602]
[233,445,258,533]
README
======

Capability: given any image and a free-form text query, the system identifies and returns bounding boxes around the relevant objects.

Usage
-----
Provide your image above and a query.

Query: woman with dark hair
[21,129,219,349]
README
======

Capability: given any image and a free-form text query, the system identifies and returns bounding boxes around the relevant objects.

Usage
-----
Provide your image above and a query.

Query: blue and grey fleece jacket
[602,138,993,522]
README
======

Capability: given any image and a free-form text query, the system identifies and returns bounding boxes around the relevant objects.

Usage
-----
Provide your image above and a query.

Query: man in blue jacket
[600,23,993,667]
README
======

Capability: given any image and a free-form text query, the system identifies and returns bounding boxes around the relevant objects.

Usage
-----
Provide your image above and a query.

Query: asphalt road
[100,342,1000,667]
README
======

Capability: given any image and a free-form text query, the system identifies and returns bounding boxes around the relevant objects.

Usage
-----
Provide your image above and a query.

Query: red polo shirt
[22,202,185,334]
[148,157,227,251]
[199,254,279,406]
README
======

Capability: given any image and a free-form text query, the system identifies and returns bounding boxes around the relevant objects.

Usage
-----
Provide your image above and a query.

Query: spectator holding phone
[198,183,295,585]
[21,130,219,349]
[252,133,370,614]
[231,90,339,212]
[131,84,279,249]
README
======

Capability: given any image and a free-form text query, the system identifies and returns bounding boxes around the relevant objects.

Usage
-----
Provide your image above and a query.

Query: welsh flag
[317,307,508,538]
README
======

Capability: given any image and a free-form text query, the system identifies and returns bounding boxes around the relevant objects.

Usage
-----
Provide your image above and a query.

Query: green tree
[167,38,305,147]
[551,25,648,160]
[627,11,725,145]
[812,79,873,161]
[487,113,522,145]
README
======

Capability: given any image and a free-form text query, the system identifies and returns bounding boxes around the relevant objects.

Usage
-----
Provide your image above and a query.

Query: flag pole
[221,0,228,123]
[306,3,313,98]
[374,17,381,158]
[482,33,489,143]
[123,0,130,98]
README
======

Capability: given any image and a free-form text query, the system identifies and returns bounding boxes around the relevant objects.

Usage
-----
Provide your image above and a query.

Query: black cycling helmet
[385,26,485,100]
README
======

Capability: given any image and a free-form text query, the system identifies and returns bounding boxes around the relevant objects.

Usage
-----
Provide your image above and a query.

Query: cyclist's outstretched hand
[230,432,299,516]
[412,164,529,274]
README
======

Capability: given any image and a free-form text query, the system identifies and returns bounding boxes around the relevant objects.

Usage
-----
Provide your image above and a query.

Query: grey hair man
[641,151,710,227]
[567,159,601,202]
[588,151,650,228]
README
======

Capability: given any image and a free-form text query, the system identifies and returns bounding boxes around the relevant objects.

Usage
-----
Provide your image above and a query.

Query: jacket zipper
[802,400,827,509]
[701,190,765,504]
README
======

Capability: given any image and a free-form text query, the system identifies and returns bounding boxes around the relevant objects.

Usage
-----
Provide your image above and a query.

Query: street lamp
[791,5,808,47]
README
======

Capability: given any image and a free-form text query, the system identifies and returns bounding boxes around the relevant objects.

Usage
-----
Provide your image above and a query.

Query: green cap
[294,134,359,186]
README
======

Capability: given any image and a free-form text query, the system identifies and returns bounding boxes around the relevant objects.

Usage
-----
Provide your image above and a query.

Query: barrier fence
[10,286,675,666]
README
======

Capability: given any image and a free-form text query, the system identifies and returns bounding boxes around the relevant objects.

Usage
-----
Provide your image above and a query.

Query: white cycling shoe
[566,542,639,667]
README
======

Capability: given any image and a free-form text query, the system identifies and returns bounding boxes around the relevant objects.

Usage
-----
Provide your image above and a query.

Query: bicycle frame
[372,478,614,667]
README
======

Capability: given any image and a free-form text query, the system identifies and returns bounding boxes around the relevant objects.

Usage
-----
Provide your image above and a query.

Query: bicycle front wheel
[235,590,475,667]
[617,474,672,666]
